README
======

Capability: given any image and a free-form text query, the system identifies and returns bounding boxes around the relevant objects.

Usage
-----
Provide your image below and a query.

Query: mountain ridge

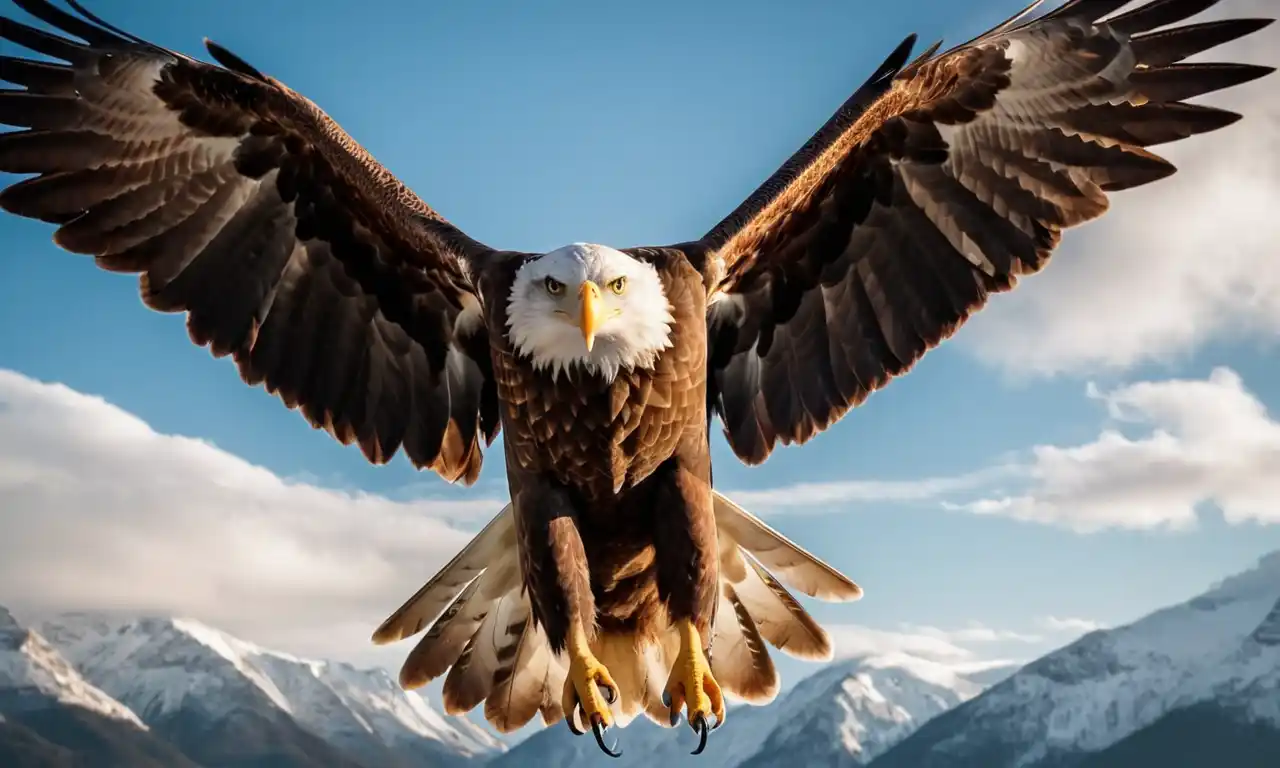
[868,551,1280,768]
[0,607,202,767]
[2,606,506,767]
[36,611,503,767]
[492,651,1019,768]
[4,551,1278,766]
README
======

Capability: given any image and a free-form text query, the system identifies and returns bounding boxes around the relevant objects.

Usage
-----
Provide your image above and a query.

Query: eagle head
[505,243,675,381]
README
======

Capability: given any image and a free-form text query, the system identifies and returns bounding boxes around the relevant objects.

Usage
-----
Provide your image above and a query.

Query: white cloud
[0,370,506,663]
[1038,616,1108,634]
[825,621,1036,670]
[724,464,1018,514]
[728,367,1280,533]
[947,367,1280,532]
[826,624,980,663]
[900,622,1043,645]
[960,8,1280,376]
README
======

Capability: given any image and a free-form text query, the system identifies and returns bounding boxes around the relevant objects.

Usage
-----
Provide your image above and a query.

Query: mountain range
[490,653,1018,768]
[868,551,1280,768]
[0,607,501,767]
[2,551,1278,766]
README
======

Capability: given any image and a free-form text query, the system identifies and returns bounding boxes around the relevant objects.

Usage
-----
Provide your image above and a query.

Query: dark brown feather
[487,253,719,651]
[657,0,1273,466]
[0,0,512,483]
[1130,18,1274,66]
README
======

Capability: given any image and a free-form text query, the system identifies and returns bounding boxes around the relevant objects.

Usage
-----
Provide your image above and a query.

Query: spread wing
[690,0,1274,465]
[0,0,507,483]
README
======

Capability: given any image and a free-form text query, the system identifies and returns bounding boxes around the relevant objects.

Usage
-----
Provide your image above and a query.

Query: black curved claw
[592,717,623,758]
[690,713,710,756]
[599,681,618,706]
[565,706,586,736]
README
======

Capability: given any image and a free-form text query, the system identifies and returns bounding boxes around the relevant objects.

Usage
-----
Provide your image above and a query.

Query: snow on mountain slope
[36,612,502,758]
[871,551,1280,768]
[739,653,1007,766]
[0,607,144,728]
[494,652,1014,768]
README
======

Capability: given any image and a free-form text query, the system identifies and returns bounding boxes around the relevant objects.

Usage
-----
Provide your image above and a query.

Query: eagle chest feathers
[487,246,708,502]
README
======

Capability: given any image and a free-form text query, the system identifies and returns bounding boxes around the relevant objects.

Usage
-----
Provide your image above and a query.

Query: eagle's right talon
[691,713,710,756]
[591,717,622,758]
[561,623,621,756]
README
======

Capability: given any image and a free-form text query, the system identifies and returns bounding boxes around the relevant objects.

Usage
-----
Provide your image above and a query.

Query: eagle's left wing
[690,0,1273,466]
[0,0,510,483]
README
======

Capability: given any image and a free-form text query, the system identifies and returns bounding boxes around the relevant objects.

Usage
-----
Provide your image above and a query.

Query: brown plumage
[0,0,1272,754]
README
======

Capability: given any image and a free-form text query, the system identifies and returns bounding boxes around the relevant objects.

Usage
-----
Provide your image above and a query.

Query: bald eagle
[0,0,1273,757]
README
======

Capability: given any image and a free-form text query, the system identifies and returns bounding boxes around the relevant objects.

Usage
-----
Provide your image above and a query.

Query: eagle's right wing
[0,0,508,483]
[691,0,1273,466]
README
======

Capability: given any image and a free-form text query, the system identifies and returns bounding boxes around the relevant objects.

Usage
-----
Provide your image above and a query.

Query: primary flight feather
[0,0,1272,757]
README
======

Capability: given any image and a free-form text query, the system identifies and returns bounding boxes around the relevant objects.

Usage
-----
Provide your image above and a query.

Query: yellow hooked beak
[578,280,603,352]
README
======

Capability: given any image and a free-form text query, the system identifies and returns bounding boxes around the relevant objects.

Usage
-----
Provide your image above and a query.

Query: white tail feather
[378,489,858,730]
[372,505,516,645]
[594,632,654,728]
[441,591,526,716]
[713,492,863,601]
[398,555,519,689]
[486,616,565,733]
[709,582,779,703]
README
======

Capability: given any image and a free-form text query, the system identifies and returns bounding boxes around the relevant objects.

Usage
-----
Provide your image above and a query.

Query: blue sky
[2,0,1280,730]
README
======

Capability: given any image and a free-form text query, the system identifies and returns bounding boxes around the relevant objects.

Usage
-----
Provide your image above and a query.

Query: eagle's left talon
[664,619,726,754]
[562,621,622,757]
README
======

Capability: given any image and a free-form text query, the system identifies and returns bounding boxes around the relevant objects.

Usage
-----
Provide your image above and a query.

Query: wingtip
[824,579,864,602]
[399,665,431,691]
[203,36,268,81]
[370,622,403,646]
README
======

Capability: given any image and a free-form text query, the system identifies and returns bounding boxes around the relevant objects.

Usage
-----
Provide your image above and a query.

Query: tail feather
[372,506,515,645]
[595,632,660,728]
[377,490,857,730]
[712,492,862,602]
[709,582,779,704]
[724,548,835,661]
[398,555,519,689]
[441,591,526,716]
[486,616,566,733]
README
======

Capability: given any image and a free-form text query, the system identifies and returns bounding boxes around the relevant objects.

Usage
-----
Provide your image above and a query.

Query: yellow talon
[561,622,622,757]
[663,619,725,753]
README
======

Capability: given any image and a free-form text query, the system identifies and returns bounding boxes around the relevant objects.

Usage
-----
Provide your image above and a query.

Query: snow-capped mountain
[870,551,1280,768]
[36,612,503,766]
[0,607,143,728]
[740,654,1016,767]
[493,652,1017,768]
[0,606,202,767]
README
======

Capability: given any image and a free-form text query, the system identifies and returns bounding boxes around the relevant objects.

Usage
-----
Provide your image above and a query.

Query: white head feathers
[505,243,674,381]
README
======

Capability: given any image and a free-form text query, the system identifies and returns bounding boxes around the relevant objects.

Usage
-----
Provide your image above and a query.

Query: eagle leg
[662,618,725,753]
[560,619,622,757]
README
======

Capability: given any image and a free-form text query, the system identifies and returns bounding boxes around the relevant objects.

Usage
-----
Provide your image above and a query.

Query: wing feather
[0,0,511,481]
[684,0,1273,465]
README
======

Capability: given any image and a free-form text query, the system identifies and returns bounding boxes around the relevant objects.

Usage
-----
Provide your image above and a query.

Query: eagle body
[1,0,1273,755]
[485,248,709,505]
[482,247,718,648]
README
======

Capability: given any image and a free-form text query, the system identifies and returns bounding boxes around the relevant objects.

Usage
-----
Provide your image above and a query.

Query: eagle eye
[544,276,564,296]
[608,277,627,295]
